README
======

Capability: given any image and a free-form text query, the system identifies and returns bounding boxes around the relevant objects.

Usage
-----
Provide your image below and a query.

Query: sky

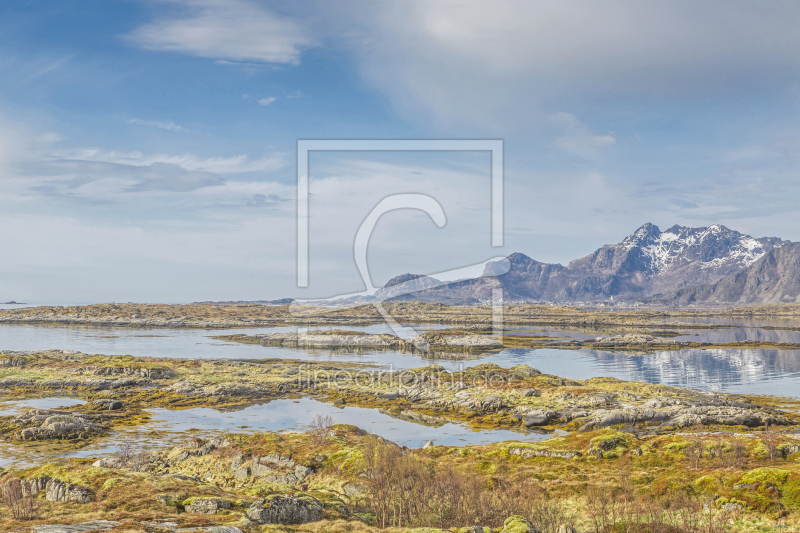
[2,0,800,303]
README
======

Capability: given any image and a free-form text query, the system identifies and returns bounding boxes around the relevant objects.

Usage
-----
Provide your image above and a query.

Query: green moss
[337,450,364,476]
[739,468,791,486]
[84,354,169,371]
[181,496,237,507]
[502,515,535,533]
[695,475,719,493]
[101,477,124,491]
[423,445,449,458]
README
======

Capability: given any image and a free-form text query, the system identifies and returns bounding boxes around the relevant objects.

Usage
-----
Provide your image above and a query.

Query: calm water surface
[1,321,799,468]
[0,397,552,467]
[1,323,799,395]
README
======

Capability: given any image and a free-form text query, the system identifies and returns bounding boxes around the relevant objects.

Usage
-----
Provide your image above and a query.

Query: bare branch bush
[358,435,738,532]
[359,437,567,530]
[762,424,780,462]
[1,479,40,521]
[115,441,151,472]
[683,429,705,470]
[308,414,335,447]
[116,441,133,464]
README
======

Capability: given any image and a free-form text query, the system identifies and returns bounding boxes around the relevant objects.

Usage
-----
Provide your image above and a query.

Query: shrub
[1,479,40,521]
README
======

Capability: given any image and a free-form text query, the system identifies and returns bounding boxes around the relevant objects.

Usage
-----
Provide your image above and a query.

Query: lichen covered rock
[245,494,323,524]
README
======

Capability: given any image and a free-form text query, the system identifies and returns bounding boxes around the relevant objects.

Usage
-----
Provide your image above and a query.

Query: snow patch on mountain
[621,223,780,276]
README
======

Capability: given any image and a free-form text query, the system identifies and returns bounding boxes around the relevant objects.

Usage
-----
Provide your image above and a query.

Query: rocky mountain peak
[616,223,784,276]
[621,222,662,248]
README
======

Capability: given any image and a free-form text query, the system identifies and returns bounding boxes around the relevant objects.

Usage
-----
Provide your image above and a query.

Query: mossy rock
[502,515,535,533]
[735,468,800,511]
[337,450,365,476]
[156,492,189,509]
[738,468,791,486]
[101,477,125,491]
[182,496,237,507]
[330,424,366,435]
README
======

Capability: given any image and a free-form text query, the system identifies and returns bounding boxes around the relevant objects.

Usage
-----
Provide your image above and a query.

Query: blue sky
[2,0,800,303]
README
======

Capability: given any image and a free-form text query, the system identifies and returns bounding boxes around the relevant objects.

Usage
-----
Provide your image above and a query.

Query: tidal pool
[0,397,553,468]
[0,397,85,417]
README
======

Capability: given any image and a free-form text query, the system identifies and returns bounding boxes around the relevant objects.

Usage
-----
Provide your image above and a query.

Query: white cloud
[258,97,277,106]
[49,148,285,174]
[127,0,313,65]
[125,1,800,130]
[331,0,800,130]
[550,112,616,155]
[31,160,225,194]
[127,118,188,132]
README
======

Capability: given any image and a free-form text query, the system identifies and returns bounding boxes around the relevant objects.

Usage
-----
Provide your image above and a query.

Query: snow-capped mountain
[619,223,783,277]
[567,223,788,297]
[381,223,790,303]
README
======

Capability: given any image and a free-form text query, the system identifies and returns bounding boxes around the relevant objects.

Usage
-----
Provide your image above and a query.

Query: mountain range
[381,223,800,306]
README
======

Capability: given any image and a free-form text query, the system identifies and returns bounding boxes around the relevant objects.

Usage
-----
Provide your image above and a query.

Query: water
[505,348,800,397]
[1,323,799,394]
[0,397,85,416]
[1,321,800,467]
[672,328,800,344]
[0,323,448,362]
[666,317,800,329]
[507,324,800,343]
[0,397,552,468]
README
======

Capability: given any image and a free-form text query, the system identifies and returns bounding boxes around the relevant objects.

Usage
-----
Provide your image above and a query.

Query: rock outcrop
[246,495,323,525]
[185,498,232,514]
[14,411,103,440]
[45,478,92,503]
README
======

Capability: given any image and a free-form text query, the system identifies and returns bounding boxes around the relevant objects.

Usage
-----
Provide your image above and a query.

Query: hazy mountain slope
[374,274,442,300]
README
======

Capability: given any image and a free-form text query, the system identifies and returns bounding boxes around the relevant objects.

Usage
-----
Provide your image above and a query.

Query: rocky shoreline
[220,328,800,354]
[1,424,799,532]
[0,350,797,448]
[217,330,503,352]
[1,345,799,531]
[5,302,800,332]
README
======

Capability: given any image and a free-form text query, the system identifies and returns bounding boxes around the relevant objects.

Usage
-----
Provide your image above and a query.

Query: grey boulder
[246,495,323,524]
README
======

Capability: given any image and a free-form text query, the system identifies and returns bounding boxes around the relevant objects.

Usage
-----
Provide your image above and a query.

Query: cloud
[49,148,285,174]
[127,118,188,131]
[30,160,224,194]
[258,97,277,106]
[127,0,313,65]
[329,0,800,130]
[125,1,800,131]
[549,112,616,155]
[214,193,286,208]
